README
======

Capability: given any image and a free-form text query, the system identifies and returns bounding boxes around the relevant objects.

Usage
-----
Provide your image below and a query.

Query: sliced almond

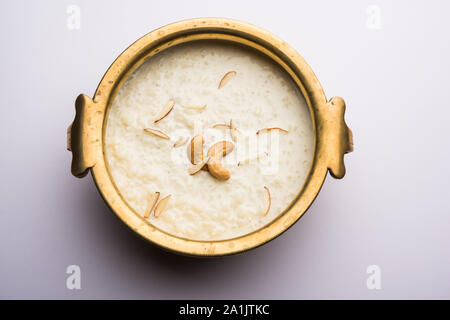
[188,156,210,175]
[187,135,205,165]
[263,186,271,216]
[154,194,171,218]
[229,119,241,142]
[212,123,232,129]
[173,136,189,148]
[154,99,175,123]
[238,152,266,166]
[218,71,237,89]
[183,104,207,110]
[143,128,170,139]
[144,192,160,218]
[256,127,289,135]
[231,129,239,142]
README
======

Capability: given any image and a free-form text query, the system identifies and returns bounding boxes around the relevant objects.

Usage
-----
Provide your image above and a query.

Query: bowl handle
[318,96,353,179]
[67,94,102,178]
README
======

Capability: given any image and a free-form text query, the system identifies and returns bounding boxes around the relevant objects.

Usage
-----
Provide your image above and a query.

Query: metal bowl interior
[69,18,352,256]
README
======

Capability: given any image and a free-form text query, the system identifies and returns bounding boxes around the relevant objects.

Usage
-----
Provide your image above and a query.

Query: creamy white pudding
[105,41,314,240]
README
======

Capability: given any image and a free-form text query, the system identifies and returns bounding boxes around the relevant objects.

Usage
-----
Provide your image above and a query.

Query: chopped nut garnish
[263,186,271,216]
[229,119,241,142]
[218,71,237,89]
[207,141,234,180]
[173,136,189,148]
[207,140,234,158]
[143,128,170,139]
[256,127,289,135]
[144,192,160,218]
[238,152,267,166]
[187,135,205,165]
[212,123,232,129]
[154,99,175,123]
[154,195,171,218]
[183,104,207,110]
[188,156,210,175]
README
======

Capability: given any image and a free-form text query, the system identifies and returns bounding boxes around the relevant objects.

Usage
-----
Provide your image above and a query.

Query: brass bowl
[67,18,353,256]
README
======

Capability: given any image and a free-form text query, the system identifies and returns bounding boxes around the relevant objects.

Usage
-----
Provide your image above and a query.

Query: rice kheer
[105,41,314,241]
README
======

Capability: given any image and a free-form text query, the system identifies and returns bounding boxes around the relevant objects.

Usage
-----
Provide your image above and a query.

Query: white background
[1,0,449,299]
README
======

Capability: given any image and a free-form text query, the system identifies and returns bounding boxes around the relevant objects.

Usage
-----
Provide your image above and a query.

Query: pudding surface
[105,41,314,240]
